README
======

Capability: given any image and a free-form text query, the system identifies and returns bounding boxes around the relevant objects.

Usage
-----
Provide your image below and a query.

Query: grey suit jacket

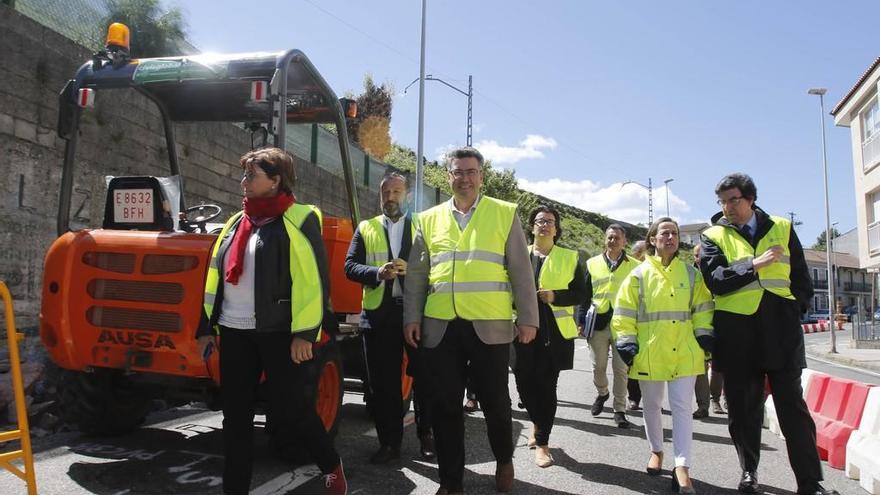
[403,203,539,348]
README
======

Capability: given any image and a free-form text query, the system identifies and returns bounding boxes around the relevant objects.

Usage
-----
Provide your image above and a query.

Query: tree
[346,75,393,160]
[813,227,841,250]
[102,0,188,58]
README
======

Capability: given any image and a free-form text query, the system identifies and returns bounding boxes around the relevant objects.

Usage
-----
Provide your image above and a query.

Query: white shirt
[219,229,259,329]
[385,214,406,297]
[449,194,481,231]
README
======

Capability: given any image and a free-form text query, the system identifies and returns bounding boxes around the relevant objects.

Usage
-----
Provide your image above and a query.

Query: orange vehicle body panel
[40,215,361,376]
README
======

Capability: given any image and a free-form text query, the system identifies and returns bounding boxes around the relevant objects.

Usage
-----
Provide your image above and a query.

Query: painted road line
[251,465,322,495]
[807,355,880,379]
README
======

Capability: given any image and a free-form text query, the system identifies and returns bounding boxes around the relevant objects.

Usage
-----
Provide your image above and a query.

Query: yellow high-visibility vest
[702,215,794,315]
[534,245,580,339]
[587,254,637,313]
[203,203,324,337]
[419,196,517,320]
[611,256,714,381]
[358,214,417,311]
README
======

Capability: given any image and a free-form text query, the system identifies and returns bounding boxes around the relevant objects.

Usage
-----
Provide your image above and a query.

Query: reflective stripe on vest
[420,196,516,320]
[359,215,417,311]
[535,245,580,340]
[203,203,324,336]
[587,255,637,313]
[703,215,794,315]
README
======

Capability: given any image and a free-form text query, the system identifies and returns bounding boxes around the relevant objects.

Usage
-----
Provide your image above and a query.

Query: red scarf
[225,192,296,285]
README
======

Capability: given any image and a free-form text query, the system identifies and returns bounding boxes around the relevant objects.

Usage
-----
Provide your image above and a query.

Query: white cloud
[436,134,557,165]
[518,178,692,225]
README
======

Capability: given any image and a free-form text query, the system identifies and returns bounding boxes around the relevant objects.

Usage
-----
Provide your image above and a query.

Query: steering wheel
[182,204,222,233]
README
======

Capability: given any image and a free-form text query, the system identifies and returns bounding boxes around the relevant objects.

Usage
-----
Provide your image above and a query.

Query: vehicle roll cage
[56,49,360,236]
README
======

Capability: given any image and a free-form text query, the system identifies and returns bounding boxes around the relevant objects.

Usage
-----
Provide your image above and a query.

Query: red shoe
[324,461,348,495]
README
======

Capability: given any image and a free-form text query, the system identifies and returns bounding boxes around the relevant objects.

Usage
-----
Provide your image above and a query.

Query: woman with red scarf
[197,148,347,495]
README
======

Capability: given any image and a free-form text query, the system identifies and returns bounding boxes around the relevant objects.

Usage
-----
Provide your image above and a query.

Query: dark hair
[240,147,296,194]
[445,146,485,169]
[645,216,680,256]
[527,205,563,242]
[715,173,757,202]
[606,223,627,238]
[380,171,409,190]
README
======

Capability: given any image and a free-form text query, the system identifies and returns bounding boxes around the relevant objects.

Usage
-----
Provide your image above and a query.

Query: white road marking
[250,465,322,495]
[807,356,880,378]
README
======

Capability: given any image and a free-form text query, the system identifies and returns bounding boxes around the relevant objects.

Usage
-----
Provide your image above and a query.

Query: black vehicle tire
[59,369,151,436]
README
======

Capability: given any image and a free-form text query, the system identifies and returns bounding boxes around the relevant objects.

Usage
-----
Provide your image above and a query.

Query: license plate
[113,189,154,223]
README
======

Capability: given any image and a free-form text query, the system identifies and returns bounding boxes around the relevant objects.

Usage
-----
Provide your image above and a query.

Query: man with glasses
[404,146,538,495]
[699,173,837,495]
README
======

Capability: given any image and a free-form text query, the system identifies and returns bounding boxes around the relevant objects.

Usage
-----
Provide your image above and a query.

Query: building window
[862,97,880,170]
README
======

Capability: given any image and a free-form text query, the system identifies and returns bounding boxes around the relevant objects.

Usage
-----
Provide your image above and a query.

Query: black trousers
[421,319,513,492]
[513,340,560,446]
[627,378,642,404]
[219,328,340,495]
[724,366,823,489]
[364,304,433,447]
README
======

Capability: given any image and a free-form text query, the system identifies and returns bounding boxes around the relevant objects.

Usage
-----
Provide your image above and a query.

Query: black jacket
[343,214,414,329]
[197,211,333,342]
[699,206,813,372]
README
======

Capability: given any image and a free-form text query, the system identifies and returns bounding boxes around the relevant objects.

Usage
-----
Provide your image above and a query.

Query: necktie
[740,224,751,240]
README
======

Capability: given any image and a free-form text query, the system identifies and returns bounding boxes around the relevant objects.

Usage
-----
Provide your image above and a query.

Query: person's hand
[577,325,585,337]
[537,289,555,305]
[290,337,314,364]
[378,261,398,281]
[404,322,421,347]
[392,258,407,276]
[197,335,215,361]
[517,325,537,344]
[752,245,784,270]
[616,342,639,367]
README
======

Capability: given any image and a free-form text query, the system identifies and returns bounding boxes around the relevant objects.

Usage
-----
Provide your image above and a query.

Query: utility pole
[414,0,427,213]
[405,74,473,146]
[787,211,803,229]
[621,179,654,226]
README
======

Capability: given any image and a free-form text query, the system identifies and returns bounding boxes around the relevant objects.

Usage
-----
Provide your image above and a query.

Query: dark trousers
[513,341,560,446]
[422,319,513,492]
[627,378,642,404]
[724,366,823,489]
[364,305,433,447]
[695,361,724,409]
[219,328,340,495]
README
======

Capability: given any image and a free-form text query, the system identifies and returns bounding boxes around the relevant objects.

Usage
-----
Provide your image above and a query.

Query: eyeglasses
[449,168,480,179]
[242,171,268,182]
[534,219,556,226]
[716,196,744,206]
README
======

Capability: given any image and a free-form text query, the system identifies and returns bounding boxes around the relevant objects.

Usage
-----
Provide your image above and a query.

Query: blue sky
[176,0,878,245]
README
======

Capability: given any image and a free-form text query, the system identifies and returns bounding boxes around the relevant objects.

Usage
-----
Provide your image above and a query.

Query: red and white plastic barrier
[802,320,845,333]
[846,386,880,493]
[765,369,818,437]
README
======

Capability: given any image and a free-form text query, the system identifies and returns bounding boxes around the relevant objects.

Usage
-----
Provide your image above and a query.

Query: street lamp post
[808,87,837,353]
[414,0,427,213]
[663,178,674,217]
[621,178,654,226]
[405,74,474,146]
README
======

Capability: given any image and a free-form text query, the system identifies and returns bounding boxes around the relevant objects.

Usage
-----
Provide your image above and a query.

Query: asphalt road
[2,337,875,495]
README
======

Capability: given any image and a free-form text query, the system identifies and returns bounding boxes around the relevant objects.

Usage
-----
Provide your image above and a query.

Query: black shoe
[369,445,400,464]
[671,466,696,494]
[613,411,632,428]
[737,471,758,494]
[591,393,610,416]
[692,408,709,419]
[419,434,436,460]
[796,484,840,495]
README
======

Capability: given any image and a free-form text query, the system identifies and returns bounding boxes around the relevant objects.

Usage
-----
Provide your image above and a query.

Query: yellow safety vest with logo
[611,256,714,381]
[419,196,517,320]
[533,245,580,340]
[587,254,638,314]
[702,215,794,315]
[359,214,418,311]
[203,203,324,338]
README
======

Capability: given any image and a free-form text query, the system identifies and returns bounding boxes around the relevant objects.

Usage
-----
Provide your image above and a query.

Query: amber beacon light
[105,22,130,51]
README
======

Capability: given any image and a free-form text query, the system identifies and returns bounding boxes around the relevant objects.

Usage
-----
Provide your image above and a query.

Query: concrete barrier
[845,386,880,493]
[802,321,845,333]
[809,376,874,469]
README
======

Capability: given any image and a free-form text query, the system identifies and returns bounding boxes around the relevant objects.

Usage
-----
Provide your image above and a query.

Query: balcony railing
[870,221,880,255]
[813,280,828,290]
[844,282,872,292]
[863,132,880,172]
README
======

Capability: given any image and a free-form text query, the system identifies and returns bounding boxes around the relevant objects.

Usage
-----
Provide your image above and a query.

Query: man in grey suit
[404,146,539,495]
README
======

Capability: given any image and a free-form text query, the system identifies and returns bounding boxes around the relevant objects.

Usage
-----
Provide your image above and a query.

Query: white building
[831,57,880,269]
